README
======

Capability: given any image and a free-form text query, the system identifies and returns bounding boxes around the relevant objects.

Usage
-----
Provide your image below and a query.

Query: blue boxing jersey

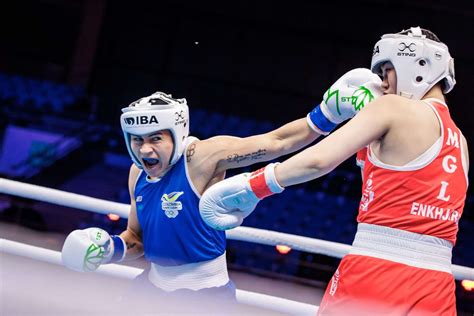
[134,153,226,266]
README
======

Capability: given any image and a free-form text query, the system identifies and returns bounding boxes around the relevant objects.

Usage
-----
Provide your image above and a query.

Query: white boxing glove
[199,163,284,230]
[307,68,382,135]
[61,228,126,272]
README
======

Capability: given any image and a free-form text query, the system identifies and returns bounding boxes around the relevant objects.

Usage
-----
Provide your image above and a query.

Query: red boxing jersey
[356,100,468,245]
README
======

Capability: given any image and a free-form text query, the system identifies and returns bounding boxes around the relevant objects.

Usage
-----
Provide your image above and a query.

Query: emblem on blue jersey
[161,192,184,218]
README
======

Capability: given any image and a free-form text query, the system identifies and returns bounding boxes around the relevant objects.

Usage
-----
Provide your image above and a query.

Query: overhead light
[276,245,291,254]
[461,280,474,291]
[107,213,120,221]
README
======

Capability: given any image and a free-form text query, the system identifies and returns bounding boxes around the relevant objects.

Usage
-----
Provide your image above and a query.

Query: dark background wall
[1,0,473,136]
[90,0,474,139]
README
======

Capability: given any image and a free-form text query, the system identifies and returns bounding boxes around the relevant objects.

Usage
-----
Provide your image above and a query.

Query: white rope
[0,178,130,218]
[227,226,350,258]
[1,177,473,280]
[235,290,317,315]
[0,238,143,280]
[0,238,318,315]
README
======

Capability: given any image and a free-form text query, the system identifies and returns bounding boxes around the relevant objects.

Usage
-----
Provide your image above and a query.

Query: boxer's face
[380,62,397,95]
[131,129,174,178]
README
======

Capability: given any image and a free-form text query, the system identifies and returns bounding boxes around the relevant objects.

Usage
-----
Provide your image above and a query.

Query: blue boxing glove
[307,68,382,135]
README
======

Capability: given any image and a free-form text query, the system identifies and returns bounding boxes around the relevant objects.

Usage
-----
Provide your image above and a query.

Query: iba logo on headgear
[123,115,159,125]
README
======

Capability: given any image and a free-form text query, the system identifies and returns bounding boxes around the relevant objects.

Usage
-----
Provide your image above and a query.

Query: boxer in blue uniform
[61,70,381,311]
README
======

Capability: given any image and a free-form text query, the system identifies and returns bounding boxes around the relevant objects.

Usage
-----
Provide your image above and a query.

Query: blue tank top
[134,153,226,266]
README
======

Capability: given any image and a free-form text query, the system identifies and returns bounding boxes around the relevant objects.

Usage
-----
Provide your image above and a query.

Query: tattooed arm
[190,118,321,177]
[119,164,144,260]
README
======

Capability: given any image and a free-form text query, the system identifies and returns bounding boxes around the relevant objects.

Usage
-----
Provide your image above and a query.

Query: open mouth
[142,158,160,169]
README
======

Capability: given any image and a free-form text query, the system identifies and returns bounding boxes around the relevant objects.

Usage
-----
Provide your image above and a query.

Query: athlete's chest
[135,171,200,224]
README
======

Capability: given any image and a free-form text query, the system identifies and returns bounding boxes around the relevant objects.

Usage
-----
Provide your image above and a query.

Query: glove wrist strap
[109,235,126,263]
[249,163,284,199]
[307,105,337,134]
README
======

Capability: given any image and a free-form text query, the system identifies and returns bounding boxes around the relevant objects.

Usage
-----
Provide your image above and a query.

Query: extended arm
[199,69,385,230]
[198,68,382,175]
[203,118,320,174]
[274,96,393,186]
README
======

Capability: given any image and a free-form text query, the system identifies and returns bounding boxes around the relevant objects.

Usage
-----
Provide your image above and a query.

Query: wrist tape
[307,105,337,135]
[249,163,284,199]
[110,235,126,263]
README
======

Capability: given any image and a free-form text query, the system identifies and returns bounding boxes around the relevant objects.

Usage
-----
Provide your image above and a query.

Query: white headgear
[120,91,189,168]
[371,26,455,99]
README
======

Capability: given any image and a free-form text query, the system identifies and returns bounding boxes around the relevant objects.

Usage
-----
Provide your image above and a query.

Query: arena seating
[0,72,85,113]
[0,74,472,280]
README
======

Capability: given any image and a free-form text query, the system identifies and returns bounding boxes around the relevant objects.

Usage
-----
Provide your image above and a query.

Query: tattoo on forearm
[126,242,137,250]
[227,149,267,164]
[186,143,196,162]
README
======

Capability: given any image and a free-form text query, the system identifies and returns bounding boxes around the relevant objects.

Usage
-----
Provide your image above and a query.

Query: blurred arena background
[0,0,473,314]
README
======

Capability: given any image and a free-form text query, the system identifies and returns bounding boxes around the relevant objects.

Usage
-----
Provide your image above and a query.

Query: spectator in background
[200,27,468,315]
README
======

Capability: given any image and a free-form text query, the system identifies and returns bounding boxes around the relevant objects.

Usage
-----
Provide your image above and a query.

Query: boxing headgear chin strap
[371,26,455,100]
[120,91,189,169]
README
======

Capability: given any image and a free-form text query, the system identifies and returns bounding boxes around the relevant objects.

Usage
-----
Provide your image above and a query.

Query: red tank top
[356,100,467,245]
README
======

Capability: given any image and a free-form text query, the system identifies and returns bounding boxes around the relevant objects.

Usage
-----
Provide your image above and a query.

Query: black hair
[398,28,442,43]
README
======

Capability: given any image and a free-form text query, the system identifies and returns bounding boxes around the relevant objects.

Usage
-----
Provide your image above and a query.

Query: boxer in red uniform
[60,69,381,313]
[200,27,469,315]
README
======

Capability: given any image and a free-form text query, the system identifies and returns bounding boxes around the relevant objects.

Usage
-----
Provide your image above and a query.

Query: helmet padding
[120,92,189,168]
[371,27,455,99]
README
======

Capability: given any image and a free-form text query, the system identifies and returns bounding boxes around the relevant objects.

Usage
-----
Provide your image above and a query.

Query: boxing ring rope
[0,238,316,315]
[1,177,473,280]
[2,178,474,315]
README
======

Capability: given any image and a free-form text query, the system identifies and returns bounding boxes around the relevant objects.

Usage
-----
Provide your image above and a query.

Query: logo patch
[372,45,380,56]
[175,110,185,121]
[397,42,416,57]
[398,42,416,52]
[329,269,340,296]
[360,172,375,212]
[161,192,184,218]
[83,243,106,272]
[324,84,376,116]
[174,110,186,126]
[352,86,376,111]
[123,115,159,126]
